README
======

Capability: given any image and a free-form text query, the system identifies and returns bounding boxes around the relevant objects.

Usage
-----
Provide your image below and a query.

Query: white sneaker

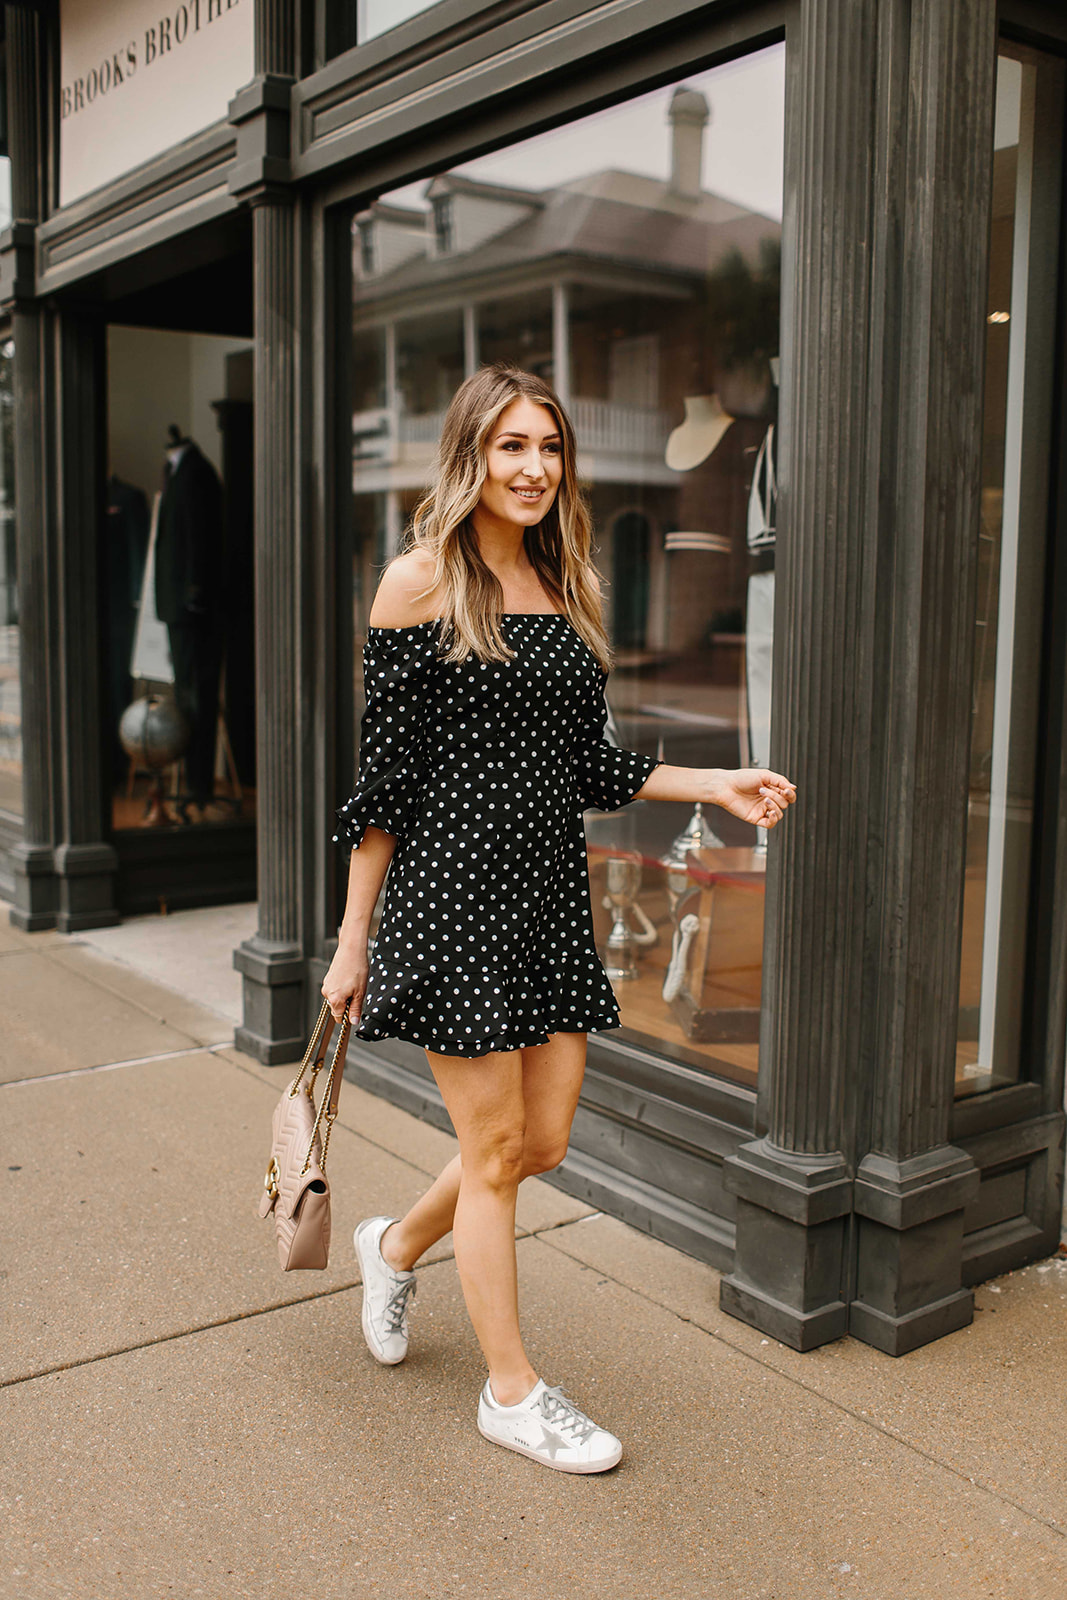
[477,1378,622,1474]
[354,1215,416,1365]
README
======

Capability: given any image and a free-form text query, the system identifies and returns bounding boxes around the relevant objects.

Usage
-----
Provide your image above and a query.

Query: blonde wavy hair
[403,364,613,671]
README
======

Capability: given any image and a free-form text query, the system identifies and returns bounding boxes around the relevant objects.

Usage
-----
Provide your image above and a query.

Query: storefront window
[956,44,1065,1096]
[0,332,20,818]
[105,327,257,833]
[352,45,785,1086]
[326,0,445,56]
[358,0,444,44]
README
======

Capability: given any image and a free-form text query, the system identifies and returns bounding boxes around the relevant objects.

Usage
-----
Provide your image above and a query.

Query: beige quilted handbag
[257,999,351,1271]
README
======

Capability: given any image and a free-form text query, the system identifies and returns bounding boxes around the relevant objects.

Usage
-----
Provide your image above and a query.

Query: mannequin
[744,357,779,776]
[155,425,224,814]
[665,393,735,472]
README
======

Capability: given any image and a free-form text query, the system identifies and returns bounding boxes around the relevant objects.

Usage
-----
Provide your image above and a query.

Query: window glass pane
[326,0,447,56]
[359,0,444,45]
[956,45,1065,1097]
[351,45,785,1086]
[105,329,257,833]
[0,332,20,818]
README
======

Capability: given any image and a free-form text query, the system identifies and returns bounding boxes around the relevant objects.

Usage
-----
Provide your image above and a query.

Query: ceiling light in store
[987,311,1010,324]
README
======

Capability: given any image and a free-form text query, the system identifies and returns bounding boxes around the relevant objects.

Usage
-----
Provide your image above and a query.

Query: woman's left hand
[713,768,797,829]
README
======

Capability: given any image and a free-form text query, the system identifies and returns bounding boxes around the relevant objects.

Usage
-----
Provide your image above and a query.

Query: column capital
[227,73,294,205]
[0,223,37,310]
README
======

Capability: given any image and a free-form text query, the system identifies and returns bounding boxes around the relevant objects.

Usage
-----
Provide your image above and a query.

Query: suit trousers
[168,614,223,806]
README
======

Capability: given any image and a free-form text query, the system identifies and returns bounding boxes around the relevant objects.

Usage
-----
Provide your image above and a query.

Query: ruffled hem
[352,958,621,1059]
[574,748,662,813]
[354,1014,622,1060]
[332,765,421,851]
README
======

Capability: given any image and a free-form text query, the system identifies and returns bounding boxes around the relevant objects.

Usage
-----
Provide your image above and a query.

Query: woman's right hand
[321,936,369,1024]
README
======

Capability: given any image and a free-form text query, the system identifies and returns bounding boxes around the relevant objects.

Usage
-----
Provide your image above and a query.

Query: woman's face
[477,397,564,529]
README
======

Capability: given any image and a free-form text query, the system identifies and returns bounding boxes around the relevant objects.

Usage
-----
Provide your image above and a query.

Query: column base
[720,1136,852,1351]
[9,842,58,931]
[848,1288,975,1356]
[55,842,120,932]
[720,1277,849,1352]
[850,1145,980,1355]
[234,934,306,1063]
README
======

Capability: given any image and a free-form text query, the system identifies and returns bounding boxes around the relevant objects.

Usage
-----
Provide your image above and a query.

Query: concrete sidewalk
[2,912,1066,1600]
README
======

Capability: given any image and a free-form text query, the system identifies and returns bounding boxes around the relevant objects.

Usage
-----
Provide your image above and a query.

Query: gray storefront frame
[1,0,1065,1354]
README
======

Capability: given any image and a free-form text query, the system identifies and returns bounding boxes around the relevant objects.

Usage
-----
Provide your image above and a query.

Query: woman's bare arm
[322,827,397,1022]
[322,559,444,1022]
[634,764,797,828]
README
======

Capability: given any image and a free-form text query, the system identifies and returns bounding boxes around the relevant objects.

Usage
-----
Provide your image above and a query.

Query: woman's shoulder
[369,550,443,630]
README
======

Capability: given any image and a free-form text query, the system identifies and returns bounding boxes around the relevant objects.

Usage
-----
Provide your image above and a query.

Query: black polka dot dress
[333,614,661,1058]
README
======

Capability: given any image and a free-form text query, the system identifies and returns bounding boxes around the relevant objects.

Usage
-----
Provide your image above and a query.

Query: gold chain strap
[301,999,351,1176]
[288,998,334,1100]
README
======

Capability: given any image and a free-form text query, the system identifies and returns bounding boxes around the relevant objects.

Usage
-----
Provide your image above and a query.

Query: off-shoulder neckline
[367,613,564,635]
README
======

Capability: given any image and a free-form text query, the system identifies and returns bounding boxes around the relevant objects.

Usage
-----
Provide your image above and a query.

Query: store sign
[59,0,254,207]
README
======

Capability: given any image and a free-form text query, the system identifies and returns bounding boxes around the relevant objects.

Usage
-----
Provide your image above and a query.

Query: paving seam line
[1,1042,234,1088]
[9,936,238,1034]
[2,1223,599,1392]
[535,1229,1067,1543]
[0,1246,469,1390]
[9,1225,1067,1549]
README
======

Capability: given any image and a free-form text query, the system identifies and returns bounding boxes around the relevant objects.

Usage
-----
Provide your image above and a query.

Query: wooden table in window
[666,845,767,1043]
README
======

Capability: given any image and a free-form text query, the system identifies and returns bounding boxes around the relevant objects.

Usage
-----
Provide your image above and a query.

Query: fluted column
[719,0,884,1350]
[722,0,998,1354]
[5,7,61,927]
[232,0,306,1060]
[848,0,996,1353]
[52,306,119,930]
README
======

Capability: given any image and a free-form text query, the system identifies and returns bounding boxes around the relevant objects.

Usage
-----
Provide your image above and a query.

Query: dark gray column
[722,0,997,1354]
[231,0,309,1061]
[52,306,119,932]
[3,6,118,931]
[719,0,880,1351]
[3,5,57,928]
[848,0,996,1355]
[233,195,309,1061]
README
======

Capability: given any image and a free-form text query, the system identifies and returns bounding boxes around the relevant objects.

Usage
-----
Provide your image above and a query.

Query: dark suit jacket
[106,476,149,617]
[154,443,223,625]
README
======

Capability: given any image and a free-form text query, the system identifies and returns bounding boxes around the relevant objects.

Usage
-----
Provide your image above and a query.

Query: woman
[323,363,795,1475]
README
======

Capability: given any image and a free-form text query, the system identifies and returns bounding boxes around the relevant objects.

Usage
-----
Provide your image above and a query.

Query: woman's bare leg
[380,1032,588,1274]
[379,1152,463,1272]
[422,1047,535,1403]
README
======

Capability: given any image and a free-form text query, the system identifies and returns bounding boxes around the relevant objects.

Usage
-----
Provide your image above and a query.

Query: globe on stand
[119,694,190,827]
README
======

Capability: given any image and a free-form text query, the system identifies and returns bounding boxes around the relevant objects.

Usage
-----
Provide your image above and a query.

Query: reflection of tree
[704,237,781,374]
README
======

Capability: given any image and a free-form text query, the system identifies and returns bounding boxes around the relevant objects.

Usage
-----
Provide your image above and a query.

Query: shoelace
[383,1274,416,1335]
[535,1385,598,1444]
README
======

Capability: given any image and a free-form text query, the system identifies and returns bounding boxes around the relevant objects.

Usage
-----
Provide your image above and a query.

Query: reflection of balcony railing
[573,398,671,459]
[398,411,446,444]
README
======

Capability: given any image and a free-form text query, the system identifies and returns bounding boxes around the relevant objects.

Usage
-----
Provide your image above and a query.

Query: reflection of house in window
[351,88,780,598]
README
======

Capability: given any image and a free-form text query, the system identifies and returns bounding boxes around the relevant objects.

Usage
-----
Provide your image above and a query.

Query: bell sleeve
[333,625,439,852]
[573,680,662,813]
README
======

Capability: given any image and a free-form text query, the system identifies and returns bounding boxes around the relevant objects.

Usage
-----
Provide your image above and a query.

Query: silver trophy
[601,852,657,980]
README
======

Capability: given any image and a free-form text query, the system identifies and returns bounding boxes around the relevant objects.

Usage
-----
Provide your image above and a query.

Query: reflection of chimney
[668,86,710,199]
